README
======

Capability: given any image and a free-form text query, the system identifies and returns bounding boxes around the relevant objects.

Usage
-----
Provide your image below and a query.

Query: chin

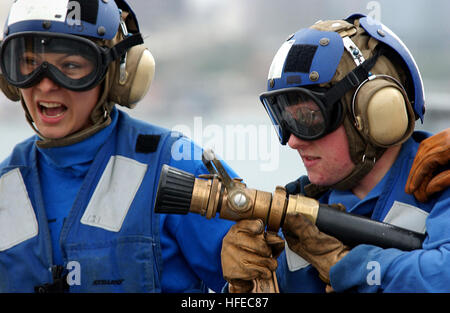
[37,128,69,140]
[307,174,339,187]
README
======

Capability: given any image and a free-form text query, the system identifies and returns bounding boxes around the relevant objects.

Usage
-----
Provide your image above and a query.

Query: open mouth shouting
[38,101,68,123]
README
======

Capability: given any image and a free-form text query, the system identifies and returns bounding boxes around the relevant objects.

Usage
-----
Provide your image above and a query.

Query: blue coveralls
[277,131,450,292]
[0,107,235,292]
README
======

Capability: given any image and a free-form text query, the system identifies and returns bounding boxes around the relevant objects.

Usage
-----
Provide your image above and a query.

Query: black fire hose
[315,205,425,250]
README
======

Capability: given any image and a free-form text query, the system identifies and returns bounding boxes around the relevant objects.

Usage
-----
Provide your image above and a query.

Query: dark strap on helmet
[107,33,144,63]
[331,143,386,191]
[323,47,383,108]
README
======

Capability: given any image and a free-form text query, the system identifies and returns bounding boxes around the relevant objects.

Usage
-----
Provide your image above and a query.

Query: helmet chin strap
[303,158,381,198]
[303,117,387,198]
[330,144,386,191]
[303,148,383,198]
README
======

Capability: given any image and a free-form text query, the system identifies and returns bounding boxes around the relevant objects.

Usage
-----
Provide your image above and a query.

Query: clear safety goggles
[260,48,384,145]
[260,87,343,144]
[0,31,142,91]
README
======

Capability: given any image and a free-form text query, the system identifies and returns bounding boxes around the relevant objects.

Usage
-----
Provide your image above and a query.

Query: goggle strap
[107,33,144,63]
[323,48,382,108]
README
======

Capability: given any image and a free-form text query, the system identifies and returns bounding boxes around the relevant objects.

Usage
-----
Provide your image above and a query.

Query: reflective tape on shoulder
[383,201,428,234]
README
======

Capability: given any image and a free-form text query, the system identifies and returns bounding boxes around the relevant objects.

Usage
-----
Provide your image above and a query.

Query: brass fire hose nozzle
[190,173,319,231]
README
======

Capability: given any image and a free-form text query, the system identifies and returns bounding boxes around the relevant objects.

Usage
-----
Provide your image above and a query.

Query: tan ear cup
[366,86,407,145]
[108,44,155,108]
[129,48,155,106]
[353,76,415,147]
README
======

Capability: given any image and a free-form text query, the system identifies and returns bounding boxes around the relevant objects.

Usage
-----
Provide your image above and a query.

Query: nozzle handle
[202,150,235,187]
[154,165,196,215]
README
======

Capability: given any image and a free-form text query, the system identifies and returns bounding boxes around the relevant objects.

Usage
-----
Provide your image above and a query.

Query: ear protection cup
[107,44,155,108]
[129,48,155,106]
[106,8,155,108]
[351,75,415,147]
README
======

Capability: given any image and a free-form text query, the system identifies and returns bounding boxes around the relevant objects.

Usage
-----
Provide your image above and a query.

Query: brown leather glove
[221,219,285,293]
[405,128,450,202]
[282,213,349,284]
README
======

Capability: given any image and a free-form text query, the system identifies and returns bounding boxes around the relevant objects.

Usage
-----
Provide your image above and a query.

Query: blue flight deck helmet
[261,14,425,146]
[0,0,144,91]
[4,0,120,40]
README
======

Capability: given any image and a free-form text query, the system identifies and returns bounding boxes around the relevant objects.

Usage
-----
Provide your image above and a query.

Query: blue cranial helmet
[1,0,145,92]
[3,0,133,40]
[261,14,424,146]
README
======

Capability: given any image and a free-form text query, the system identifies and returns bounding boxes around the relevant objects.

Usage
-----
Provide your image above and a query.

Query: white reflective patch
[8,0,69,26]
[383,201,428,234]
[285,240,310,272]
[81,156,148,232]
[0,169,38,251]
[268,39,295,80]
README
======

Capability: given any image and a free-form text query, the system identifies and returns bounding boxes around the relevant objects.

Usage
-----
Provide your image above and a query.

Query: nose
[287,133,310,150]
[35,77,60,93]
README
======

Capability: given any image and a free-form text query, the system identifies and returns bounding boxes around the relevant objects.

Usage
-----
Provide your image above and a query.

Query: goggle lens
[1,33,101,90]
[261,89,329,142]
[19,51,95,80]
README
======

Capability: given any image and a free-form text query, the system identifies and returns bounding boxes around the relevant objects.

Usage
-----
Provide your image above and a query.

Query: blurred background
[0,0,449,191]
